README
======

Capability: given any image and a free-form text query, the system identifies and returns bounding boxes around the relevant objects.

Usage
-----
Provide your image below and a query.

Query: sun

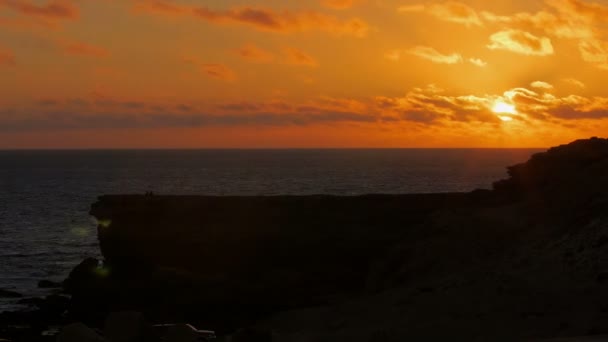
[491,100,518,122]
[492,101,517,115]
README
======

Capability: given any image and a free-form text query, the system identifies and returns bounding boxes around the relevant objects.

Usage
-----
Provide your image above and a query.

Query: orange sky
[1,0,608,148]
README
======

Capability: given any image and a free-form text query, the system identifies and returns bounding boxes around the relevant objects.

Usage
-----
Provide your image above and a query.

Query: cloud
[0,0,78,19]
[468,58,487,67]
[398,1,482,27]
[132,0,188,16]
[6,82,608,134]
[235,45,317,66]
[282,47,318,67]
[201,63,237,81]
[384,49,403,61]
[0,96,378,131]
[397,0,608,69]
[375,82,608,124]
[389,48,485,66]
[183,56,237,81]
[235,44,275,63]
[530,81,554,89]
[578,39,608,69]
[375,85,499,123]
[487,30,554,56]
[427,2,482,27]
[408,46,462,64]
[562,78,586,88]
[134,1,370,37]
[62,42,110,58]
[0,48,16,66]
[503,87,608,120]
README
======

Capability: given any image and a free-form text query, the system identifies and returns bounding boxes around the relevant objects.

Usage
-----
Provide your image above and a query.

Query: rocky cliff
[69,137,608,341]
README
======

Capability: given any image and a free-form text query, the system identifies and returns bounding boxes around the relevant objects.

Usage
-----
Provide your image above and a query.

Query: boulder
[56,323,106,342]
[104,311,159,342]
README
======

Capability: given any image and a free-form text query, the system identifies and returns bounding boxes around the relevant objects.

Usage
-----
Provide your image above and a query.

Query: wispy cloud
[468,58,487,67]
[0,0,78,20]
[201,63,237,81]
[563,78,586,88]
[398,1,482,27]
[183,56,237,81]
[487,30,554,56]
[530,81,554,89]
[134,1,370,37]
[408,46,462,64]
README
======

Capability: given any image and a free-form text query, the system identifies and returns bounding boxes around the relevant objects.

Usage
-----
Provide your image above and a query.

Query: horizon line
[0,147,548,151]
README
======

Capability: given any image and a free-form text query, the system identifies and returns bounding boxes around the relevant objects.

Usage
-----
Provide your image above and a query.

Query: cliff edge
[68,137,608,341]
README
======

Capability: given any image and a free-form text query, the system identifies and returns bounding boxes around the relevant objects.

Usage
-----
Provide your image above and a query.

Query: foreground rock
[56,323,106,342]
[64,137,608,340]
[104,311,159,342]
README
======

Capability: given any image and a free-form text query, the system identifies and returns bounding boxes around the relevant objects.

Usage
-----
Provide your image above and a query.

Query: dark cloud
[0,0,78,19]
[134,1,369,37]
[0,107,378,132]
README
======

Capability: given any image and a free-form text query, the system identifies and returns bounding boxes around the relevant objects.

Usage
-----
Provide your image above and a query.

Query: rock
[104,311,159,342]
[56,323,106,342]
[38,295,70,314]
[38,280,62,289]
[63,258,99,293]
[163,324,200,342]
[0,289,22,298]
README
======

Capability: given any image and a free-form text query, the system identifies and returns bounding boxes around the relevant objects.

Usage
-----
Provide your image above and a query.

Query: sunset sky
[2,0,608,148]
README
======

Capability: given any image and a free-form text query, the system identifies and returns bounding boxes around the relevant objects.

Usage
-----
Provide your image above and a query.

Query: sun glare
[492,101,517,115]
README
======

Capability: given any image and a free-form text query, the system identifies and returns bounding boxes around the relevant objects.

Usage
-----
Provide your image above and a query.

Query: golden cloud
[375,83,608,125]
[468,58,487,67]
[398,1,482,27]
[578,39,608,69]
[408,46,462,64]
[530,81,554,89]
[428,2,482,27]
[562,78,586,88]
[487,30,554,56]
[399,0,608,69]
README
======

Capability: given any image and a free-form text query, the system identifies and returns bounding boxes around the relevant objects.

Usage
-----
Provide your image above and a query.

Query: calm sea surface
[0,149,541,311]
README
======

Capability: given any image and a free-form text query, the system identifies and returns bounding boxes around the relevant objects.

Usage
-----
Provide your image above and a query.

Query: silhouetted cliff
[68,137,608,341]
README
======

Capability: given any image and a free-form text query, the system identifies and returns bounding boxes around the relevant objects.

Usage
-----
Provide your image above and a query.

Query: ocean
[0,149,541,312]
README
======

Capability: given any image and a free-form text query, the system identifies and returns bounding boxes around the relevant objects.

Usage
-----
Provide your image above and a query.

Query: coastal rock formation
[67,137,608,340]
